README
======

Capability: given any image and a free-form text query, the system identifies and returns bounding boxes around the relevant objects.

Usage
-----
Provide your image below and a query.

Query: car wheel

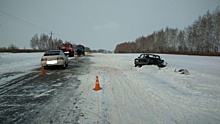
[62,63,66,69]
[138,65,142,67]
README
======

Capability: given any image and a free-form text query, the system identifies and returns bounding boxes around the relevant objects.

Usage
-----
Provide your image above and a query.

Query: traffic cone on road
[41,66,46,76]
[93,76,102,91]
[74,55,77,60]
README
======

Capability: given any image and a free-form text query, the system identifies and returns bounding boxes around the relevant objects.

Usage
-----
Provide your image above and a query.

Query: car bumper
[41,60,66,67]
[134,60,148,65]
[135,62,146,65]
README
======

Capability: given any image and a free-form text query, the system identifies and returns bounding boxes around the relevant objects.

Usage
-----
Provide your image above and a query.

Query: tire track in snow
[75,56,109,124]
[125,66,188,123]
[93,54,145,123]
[31,78,82,124]
[98,55,125,123]
[99,55,156,123]
[101,54,187,123]
[0,72,38,95]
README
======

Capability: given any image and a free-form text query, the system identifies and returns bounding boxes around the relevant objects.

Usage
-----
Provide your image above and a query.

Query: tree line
[29,33,113,53]
[114,6,220,55]
[0,34,112,53]
[0,44,19,50]
[30,33,63,50]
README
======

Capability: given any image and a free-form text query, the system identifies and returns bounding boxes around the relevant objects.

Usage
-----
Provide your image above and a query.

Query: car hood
[134,58,146,60]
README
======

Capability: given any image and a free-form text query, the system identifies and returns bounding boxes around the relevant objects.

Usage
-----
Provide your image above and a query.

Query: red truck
[58,43,74,57]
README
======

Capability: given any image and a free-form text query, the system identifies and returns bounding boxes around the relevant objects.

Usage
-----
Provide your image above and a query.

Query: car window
[154,55,160,59]
[148,55,153,58]
[145,55,149,58]
[140,55,145,58]
[154,56,160,59]
[60,51,65,56]
[44,51,60,56]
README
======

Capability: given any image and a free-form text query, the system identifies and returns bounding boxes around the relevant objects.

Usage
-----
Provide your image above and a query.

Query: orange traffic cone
[93,76,102,91]
[74,55,77,60]
[41,66,46,76]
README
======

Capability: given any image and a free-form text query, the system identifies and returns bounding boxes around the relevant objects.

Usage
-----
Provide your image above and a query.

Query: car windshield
[140,54,151,58]
[44,51,60,56]
[139,54,145,58]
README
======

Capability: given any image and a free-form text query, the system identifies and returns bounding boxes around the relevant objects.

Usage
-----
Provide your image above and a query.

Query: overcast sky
[0,0,219,50]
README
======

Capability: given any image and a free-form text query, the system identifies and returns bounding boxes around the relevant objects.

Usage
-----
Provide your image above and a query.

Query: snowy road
[0,53,87,123]
[0,53,220,124]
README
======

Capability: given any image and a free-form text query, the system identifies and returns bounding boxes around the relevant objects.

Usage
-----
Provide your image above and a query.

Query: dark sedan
[134,54,167,68]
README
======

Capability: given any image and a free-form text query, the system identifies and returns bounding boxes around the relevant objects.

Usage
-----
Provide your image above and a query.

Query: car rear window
[44,51,60,56]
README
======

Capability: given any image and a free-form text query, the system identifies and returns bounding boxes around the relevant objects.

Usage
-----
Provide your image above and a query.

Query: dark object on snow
[75,44,85,56]
[175,68,190,75]
[134,54,167,68]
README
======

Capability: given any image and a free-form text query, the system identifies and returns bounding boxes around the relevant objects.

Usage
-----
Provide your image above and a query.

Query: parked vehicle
[58,43,74,57]
[134,54,167,67]
[41,50,68,69]
[75,44,85,56]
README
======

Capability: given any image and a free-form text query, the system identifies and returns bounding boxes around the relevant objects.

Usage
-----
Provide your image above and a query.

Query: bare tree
[30,34,39,50]
[8,44,19,50]
[39,33,49,50]
[53,38,63,49]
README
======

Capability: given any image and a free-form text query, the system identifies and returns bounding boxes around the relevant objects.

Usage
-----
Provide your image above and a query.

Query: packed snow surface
[0,52,220,123]
[77,53,220,124]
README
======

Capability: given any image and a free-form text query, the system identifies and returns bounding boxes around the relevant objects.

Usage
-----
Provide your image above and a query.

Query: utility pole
[49,31,54,50]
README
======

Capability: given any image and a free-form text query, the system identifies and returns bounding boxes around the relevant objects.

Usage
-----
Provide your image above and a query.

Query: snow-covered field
[77,53,220,124]
[0,52,44,84]
[0,52,220,123]
[0,52,43,72]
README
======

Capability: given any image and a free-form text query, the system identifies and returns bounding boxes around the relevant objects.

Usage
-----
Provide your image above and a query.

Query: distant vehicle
[75,44,85,56]
[58,43,74,57]
[134,54,167,68]
[41,50,68,69]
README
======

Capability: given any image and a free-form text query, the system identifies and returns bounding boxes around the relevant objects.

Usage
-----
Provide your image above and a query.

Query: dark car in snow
[134,54,167,68]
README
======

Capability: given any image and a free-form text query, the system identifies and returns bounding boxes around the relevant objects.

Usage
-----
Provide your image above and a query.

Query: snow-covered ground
[0,52,220,123]
[0,52,44,85]
[77,53,220,124]
[0,52,43,72]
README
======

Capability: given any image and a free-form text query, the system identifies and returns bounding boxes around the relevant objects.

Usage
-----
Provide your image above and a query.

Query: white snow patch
[34,89,57,98]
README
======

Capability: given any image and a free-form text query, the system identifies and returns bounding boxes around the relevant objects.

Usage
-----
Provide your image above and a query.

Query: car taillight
[41,58,47,61]
[57,57,64,60]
